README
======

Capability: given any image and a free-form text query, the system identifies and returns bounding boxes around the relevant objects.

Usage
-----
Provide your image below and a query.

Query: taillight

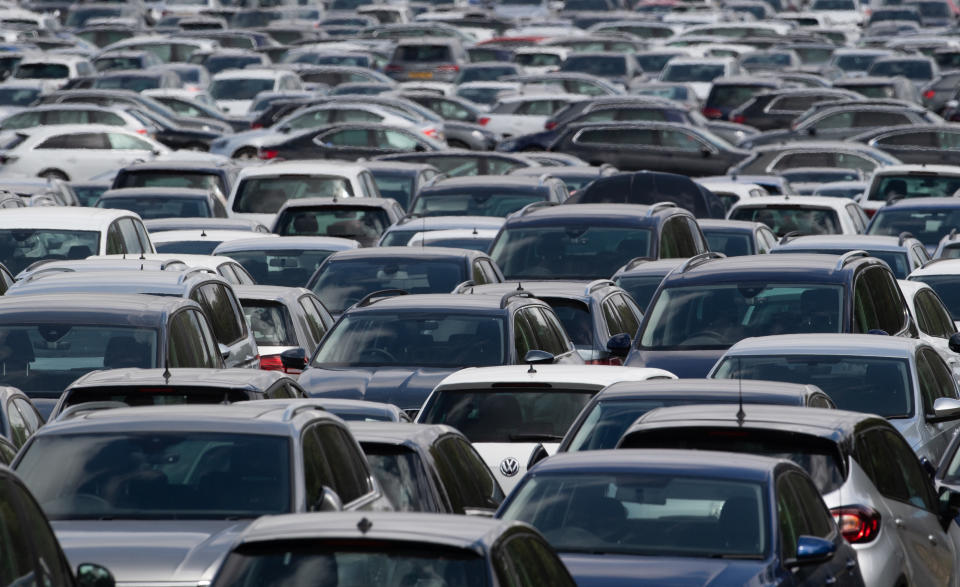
[478,117,490,126]
[865,208,877,218]
[586,357,623,365]
[423,128,438,137]
[545,121,557,130]
[731,114,746,124]
[924,89,936,100]
[136,128,148,135]
[259,149,279,160]
[702,107,723,119]
[831,505,881,544]
[251,122,263,129]
[437,64,459,72]
[260,355,283,371]
[385,65,403,72]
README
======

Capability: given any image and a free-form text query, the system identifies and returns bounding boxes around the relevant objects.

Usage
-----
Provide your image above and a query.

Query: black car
[490,202,708,281]
[568,170,726,218]
[307,247,504,316]
[701,75,782,121]
[95,187,228,220]
[409,175,568,218]
[298,291,583,411]
[51,368,308,419]
[611,257,689,311]
[271,197,406,246]
[361,161,442,211]
[259,123,444,161]
[849,124,960,165]
[549,121,749,175]
[625,252,915,376]
[698,218,777,256]
[728,88,864,131]
[111,160,241,199]
[374,150,538,177]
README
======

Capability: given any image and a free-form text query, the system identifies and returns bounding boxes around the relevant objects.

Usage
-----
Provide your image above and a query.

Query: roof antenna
[472,226,478,235]
[527,360,536,374]
[736,357,745,426]
[162,364,171,384]
[357,517,372,534]
[200,229,207,237]
[516,282,523,291]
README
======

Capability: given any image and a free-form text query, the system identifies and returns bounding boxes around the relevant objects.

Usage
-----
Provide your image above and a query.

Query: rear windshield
[311,259,465,313]
[773,248,909,278]
[713,355,913,418]
[661,64,725,82]
[621,427,846,493]
[274,208,389,246]
[15,63,69,79]
[225,249,333,288]
[97,196,210,220]
[0,87,40,107]
[241,300,297,346]
[729,206,840,237]
[868,175,960,202]
[707,85,761,108]
[869,60,933,80]
[210,78,276,101]
[0,229,100,274]
[419,388,595,442]
[411,190,545,218]
[833,54,882,72]
[561,56,627,77]
[395,45,453,62]
[155,240,220,255]
[615,275,666,311]
[233,175,354,214]
[363,444,434,511]
[63,386,255,411]
[115,171,222,192]
[93,76,162,93]
[869,208,960,246]
[703,230,753,257]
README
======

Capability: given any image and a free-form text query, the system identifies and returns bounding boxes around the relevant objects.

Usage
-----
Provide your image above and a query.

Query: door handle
[929,534,938,546]
[894,518,905,529]
[825,577,837,585]
[846,559,857,570]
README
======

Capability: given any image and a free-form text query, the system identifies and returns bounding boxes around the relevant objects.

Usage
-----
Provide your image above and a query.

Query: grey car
[13,404,392,586]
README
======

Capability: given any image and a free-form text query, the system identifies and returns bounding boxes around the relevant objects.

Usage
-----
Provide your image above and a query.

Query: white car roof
[728,195,854,211]
[0,207,143,231]
[910,259,960,278]
[212,68,292,81]
[17,54,89,65]
[871,164,960,177]
[433,364,676,390]
[94,253,240,269]
[697,180,766,197]
[722,333,924,359]
[495,93,586,104]
[149,230,278,244]
[236,160,368,179]
[664,56,737,66]
[408,228,500,245]
[8,123,154,140]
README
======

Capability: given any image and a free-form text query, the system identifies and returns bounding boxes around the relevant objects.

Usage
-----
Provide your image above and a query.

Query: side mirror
[806,127,817,136]
[77,563,116,587]
[279,125,291,134]
[933,397,960,419]
[606,332,631,358]
[280,347,307,373]
[314,486,343,512]
[218,343,231,361]
[793,535,836,566]
[920,456,937,479]
[949,332,960,353]
[523,349,555,365]
[700,148,712,158]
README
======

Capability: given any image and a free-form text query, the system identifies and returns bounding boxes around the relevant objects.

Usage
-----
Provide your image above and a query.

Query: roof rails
[281,403,327,422]
[779,230,802,245]
[584,279,615,295]
[421,173,446,189]
[898,231,915,246]
[452,280,475,294]
[618,256,655,273]
[835,250,869,270]
[676,251,725,274]
[645,201,678,217]
[178,267,217,282]
[948,228,957,242]
[356,289,408,308]
[515,200,558,217]
[537,173,554,186]
[55,401,129,422]
[22,267,76,282]
[500,285,534,309]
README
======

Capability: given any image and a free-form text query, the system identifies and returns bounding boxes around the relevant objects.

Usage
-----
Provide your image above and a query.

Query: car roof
[149,230,277,244]
[470,280,621,300]
[323,246,484,262]
[388,216,506,230]
[349,421,454,447]
[596,378,824,401]
[119,160,236,173]
[872,164,960,177]
[67,367,291,391]
[212,68,291,80]
[660,253,874,286]
[213,236,359,253]
[880,197,960,210]
[697,219,766,231]
[614,257,689,277]
[435,364,675,390]
[277,197,399,211]
[729,195,852,210]
[503,203,678,227]
[7,269,226,296]
[100,187,212,199]
[0,293,193,325]
[722,333,924,359]
[424,175,551,190]
[529,448,783,482]
[774,234,916,251]
[909,258,960,277]
[235,511,523,552]
[236,160,367,178]
[347,292,517,313]
[0,207,142,230]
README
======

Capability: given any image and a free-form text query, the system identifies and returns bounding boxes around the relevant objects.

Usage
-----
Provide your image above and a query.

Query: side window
[323,128,369,147]
[105,221,126,255]
[430,436,502,513]
[776,474,806,561]
[659,217,698,258]
[601,299,623,338]
[118,218,145,254]
[314,424,372,504]
[167,310,218,368]
[471,261,486,285]
[846,204,865,233]
[916,290,955,338]
[480,260,501,282]
[298,296,327,347]
[133,220,153,253]
[880,428,937,511]
[525,307,565,355]
[12,484,72,586]
[302,425,336,510]
[0,482,37,585]
[498,534,572,587]
[612,294,641,337]
[5,401,26,447]
[195,284,245,345]
[659,129,706,152]
[107,132,153,150]
[37,132,106,149]
[12,398,39,437]
[513,311,535,358]
[188,310,220,368]
[921,348,958,407]
[786,472,835,539]
[857,429,911,504]
[864,268,906,334]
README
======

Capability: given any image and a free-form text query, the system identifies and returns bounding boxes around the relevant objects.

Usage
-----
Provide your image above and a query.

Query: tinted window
[313,424,371,504]
[233,175,354,214]
[915,289,955,338]
[194,283,245,345]
[167,310,219,368]
[242,301,296,347]
[730,206,841,237]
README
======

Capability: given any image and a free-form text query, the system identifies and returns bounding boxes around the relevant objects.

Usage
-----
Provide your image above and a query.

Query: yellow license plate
[409,71,433,79]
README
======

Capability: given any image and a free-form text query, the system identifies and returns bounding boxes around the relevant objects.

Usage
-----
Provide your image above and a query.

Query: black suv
[298,292,584,412]
[489,202,708,281]
[625,252,915,377]
[408,175,569,219]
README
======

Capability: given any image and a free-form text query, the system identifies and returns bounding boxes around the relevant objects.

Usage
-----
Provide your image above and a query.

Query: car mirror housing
[280,347,308,373]
[315,486,343,512]
[933,397,960,419]
[524,349,554,365]
[77,563,116,587]
[792,535,836,566]
[949,332,960,353]
[606,333,631,357]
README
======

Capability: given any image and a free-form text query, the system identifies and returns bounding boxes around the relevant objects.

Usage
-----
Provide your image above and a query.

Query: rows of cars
[5,0,960,584]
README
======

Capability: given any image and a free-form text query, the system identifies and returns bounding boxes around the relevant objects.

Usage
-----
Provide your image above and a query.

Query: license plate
[409,71,433,79]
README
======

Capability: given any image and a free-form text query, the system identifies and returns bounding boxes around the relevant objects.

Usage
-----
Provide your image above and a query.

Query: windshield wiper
[508,433,563,442]
[709,553,763,560]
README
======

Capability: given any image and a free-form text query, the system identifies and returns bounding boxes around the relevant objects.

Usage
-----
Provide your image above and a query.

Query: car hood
[298,366,456,410]
[559,553,765,586]
[624,349,725,378]
[52,519,251,585]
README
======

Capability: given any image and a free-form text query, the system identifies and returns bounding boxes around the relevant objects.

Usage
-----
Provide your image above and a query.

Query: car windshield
[242,301,297,346]
[313,312,504,368]
[911,276,960,319]
[206,56,263,75]
[16,432,290,520]
[233,176,354,214]
[274,208,389,246]
[868,175,960,202]
[834,54,880,71]
[661,64,725,82]
[93,76,162,92]
[501,472,768,558]
[215,541,487,586]
[362,444,433,511]
[918,0,951,16]
[419,237,491,251]
[311,259,465,314]
[703,231,753,257]
[115,171,222,191]
[411,191,545,218]
[709,85,760,107]
[772,248,909,278]
[98,196,210,219]
[729,206,840,237]
[640,283,844,350]
[396,45,453,62]
[226,249,334,287]
[15,63,69,79]
[210,78,276,100]
[61,386,258,411]
[869,208,960,246]
[515,53,562,66]
[456,88,504,106]
[72,185,109,207]
[419,388,595,442]
[371,172,415,210]
[614,274,666,311]
[0,87,40,106]
[561,56,626,77]
[0,229,101,275]
[490,225,652,280]
[713,355,912,418]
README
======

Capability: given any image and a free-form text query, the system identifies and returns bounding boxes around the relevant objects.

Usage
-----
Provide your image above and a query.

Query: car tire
[233,147,257,159]
[38,169,68,181]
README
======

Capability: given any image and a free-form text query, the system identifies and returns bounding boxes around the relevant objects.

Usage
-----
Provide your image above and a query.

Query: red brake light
[259,149,279,160]
[831,505,881,544]
[423,128,438,137]
[545,121,557,130]
[260,355,283,371]
[436,65,459,72]
[385,65,403,72]
[251,122,263,129]
[136,128,148,135]
[702,107,723,119]
[924,89,936,100]
[731,114,746,124]
[864,208,877,218]
[477,117,490,126]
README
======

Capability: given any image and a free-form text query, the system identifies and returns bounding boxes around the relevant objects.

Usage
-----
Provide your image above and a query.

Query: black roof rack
[584,279,615,295]
[676,251,726,274]
[835,250,869,270]
[898,231,915,246]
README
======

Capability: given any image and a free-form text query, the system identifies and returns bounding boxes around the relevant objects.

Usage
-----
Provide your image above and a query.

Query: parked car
[771,233,930,279]
[728,196,868,237]
[271,198,405,247]
[214,236,358,288]
[95,187,228,219]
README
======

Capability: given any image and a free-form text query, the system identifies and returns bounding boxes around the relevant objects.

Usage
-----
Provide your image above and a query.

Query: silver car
[708,333,960,464]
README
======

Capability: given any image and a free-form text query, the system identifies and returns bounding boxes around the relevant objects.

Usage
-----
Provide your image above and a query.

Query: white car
[483,93,586,138]
[696,179,769,212]
[807,0,864,24]
[416,364,676,492]
[226,161,379,226]
[95,253,256,285]
[406,228,500,250]
[209,68,303,116]
[898,279,960,376]
[0,104,149,134]
[659,56,741,100]
[10,54,95,91]
[727,195,868,236]
[0,125,169,182]
[860,164,960,217]
[0,207,154,276]
[149,229,276,256]
[512,47,569,75]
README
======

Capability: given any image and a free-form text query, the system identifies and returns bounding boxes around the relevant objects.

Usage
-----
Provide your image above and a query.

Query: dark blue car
[497,449,865,586]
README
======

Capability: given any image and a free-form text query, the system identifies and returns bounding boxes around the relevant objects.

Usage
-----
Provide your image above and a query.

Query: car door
[105,131,158,170]
[32,131,109,180]
[313,127,373,161]
[915,347,960,461]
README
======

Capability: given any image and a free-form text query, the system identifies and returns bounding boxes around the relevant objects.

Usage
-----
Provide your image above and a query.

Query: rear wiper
[508,433,563,442]
[709,553,763,560]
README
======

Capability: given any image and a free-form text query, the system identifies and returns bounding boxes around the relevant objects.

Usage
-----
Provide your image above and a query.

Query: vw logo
[499,457,520,477]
